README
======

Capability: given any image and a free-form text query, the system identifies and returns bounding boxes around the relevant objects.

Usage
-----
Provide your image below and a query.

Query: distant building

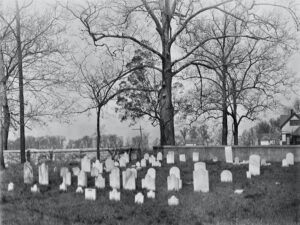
[258,133,280,146]
[280,110,300,145]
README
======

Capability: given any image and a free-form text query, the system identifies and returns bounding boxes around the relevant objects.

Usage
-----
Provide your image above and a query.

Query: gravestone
[193,168,209,192]
[144,153,150,160]
[122,169,136,190]
[286,153,294,166]
[123,152,130,163]
[194,162,206,171]
[91,167,100,177]
[31,184,40,193]
[166,151,175,164]
[249,154,261,176]
[234,157,239,165]
[59,182,67,191]
[77,170,87,187]
[147,190,155,199]
[147,168,156,179]
[63,171,72,186]
[60,167,69,177]
[114,161,119,167]
[81,156,91,173]
[141,159,147,168]
[38,163,49,185]
[136,161,141,169]
[119,157,127,168]
[168,195,179,206]
[225,146,233,163]
[149,155,156,164]
[24,162,34,184]
[8,182,14,191]
[167,174,181,191]
[109,167,120,189]
[179,154,186,162]
[72,167,80,176]
[85,188,96,201]
[193,152,199,162]
[246,171,251,179]
[95,174,105,189]
[135,192,144,204]
[76,186,83,193]
[282,159,288,167]
[141,174,155,191]
[105,157,115,172]
[92,160,103,173]
[170,167,181,179]
[220,170,233,182]
[130,168,138,179]
[109,188,120,201]
[261,158,267,166]
[212,156,218,162]
[157,152,163,161]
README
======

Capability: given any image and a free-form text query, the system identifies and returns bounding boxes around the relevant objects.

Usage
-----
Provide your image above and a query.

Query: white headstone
[92,160,103,173]
[109,188,120,201]
[85,188,96,201]
[166,151,175,164]
[72,167,80,176]
[24,162,34,184]
[246,171,251,179]
[234,189,244,194]
[193,168,209,192]
[76,186,83,193]
[194,162,206,171]
[147,168,156,179]
[91,167,100,177]
[134,192,144,204]
[8,182,14,191]
[31,184,40,193]
[109,167,120,189]
[225,146,233,163]
[220,170,233,182]
[157,152,163,161]
[234,157,239,165]
[122,169,136,190]
[59,182,67,191]
[249,154,261,176]
[119,157,127,168]
[282,159,288,167]
[192,152,199,162]
[81,156,91,172]
[60,167,69,177]
[95,174,105,189]
[168,195,179,206]
[179,154,186,162]
[167,174,181,191]
[63,171,72,186]
[38,163,49,185]
[147,190,155,199]
[261,158,267,166]
[105,157,115,172]
[78,170,87,187]
[170,167,180,179]
[136,161,141,169]
[144,153,150,160]
[286,153,294,166]
[212,156,218,162]
[141,159,147,168]
[141,174,155,191]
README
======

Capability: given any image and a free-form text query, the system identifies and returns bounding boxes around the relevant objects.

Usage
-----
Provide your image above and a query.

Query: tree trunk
[232,83,239,145]
[16,0,26,163]
[221,67,228,145]
[96,106,101,160]
[0,46,6,169]
[3,93,10,150]
[233,120,239,145]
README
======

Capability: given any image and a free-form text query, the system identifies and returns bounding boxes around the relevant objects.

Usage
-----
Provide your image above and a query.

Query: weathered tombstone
[286,153,294,166]
[157,152,163,161]
[220,170,233,182]
[261,158,267,166]
[179,154,186,162]
[76,186,83,193]
[123,152,130,163]
[59,182,67,191]
[122,169,136,190]
[167,174,181,191]
[119,157,127,168]
[105,157,115,172]
[63,171,72,186]
[144,153,150,160]
[136,161,141,169]
[147,190,155,199]
[246,171,251,179]
[141,159,147,168]
[192,152,199,162]
[92,160,103,173]
[249,154,261,176]
[141,174,155,191]
[91,167,100,177]
[135,192,144,204]
[31,184,40,193]
[77,170,87,187]
[234,157,239,165]
[166,151,175,164]
[72,167,80,176]
[85,188,96,201]
[212,156,218,162]
[60,167,69,177]
[109,167,120,189]
[147,168,156,179]
[81,156,91,173]
[130,168,138,179]
[109,188,120,201]
[114,161,119,167]
[282,159,288,167]
[225,146,233,163]
[24,162,34,184]
[8,182,14,191]
[38,163,49,185]
[194,162,206,171]
[168,195,179,206]
[193,168,209,192]
[95,174,105,189]
[149,155,156,164]
[170,167,181,179]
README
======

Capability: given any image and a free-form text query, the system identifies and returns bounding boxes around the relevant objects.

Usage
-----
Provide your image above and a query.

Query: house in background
[258,133,280,146]
[280,110,300,145]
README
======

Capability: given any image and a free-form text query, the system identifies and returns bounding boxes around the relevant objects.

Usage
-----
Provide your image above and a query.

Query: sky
[3,0,300,144]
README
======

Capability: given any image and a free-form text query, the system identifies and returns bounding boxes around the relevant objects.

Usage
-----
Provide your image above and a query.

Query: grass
[0,158,299,225]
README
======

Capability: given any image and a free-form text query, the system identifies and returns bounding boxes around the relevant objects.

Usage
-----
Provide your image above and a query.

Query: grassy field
[0,158,299,225]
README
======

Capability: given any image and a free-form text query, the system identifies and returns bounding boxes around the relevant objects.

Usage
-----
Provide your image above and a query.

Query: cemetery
[0,148,299,225]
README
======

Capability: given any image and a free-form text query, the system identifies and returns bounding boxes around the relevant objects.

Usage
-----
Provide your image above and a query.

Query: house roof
[280,112,300,128]
[293,127,300,136]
